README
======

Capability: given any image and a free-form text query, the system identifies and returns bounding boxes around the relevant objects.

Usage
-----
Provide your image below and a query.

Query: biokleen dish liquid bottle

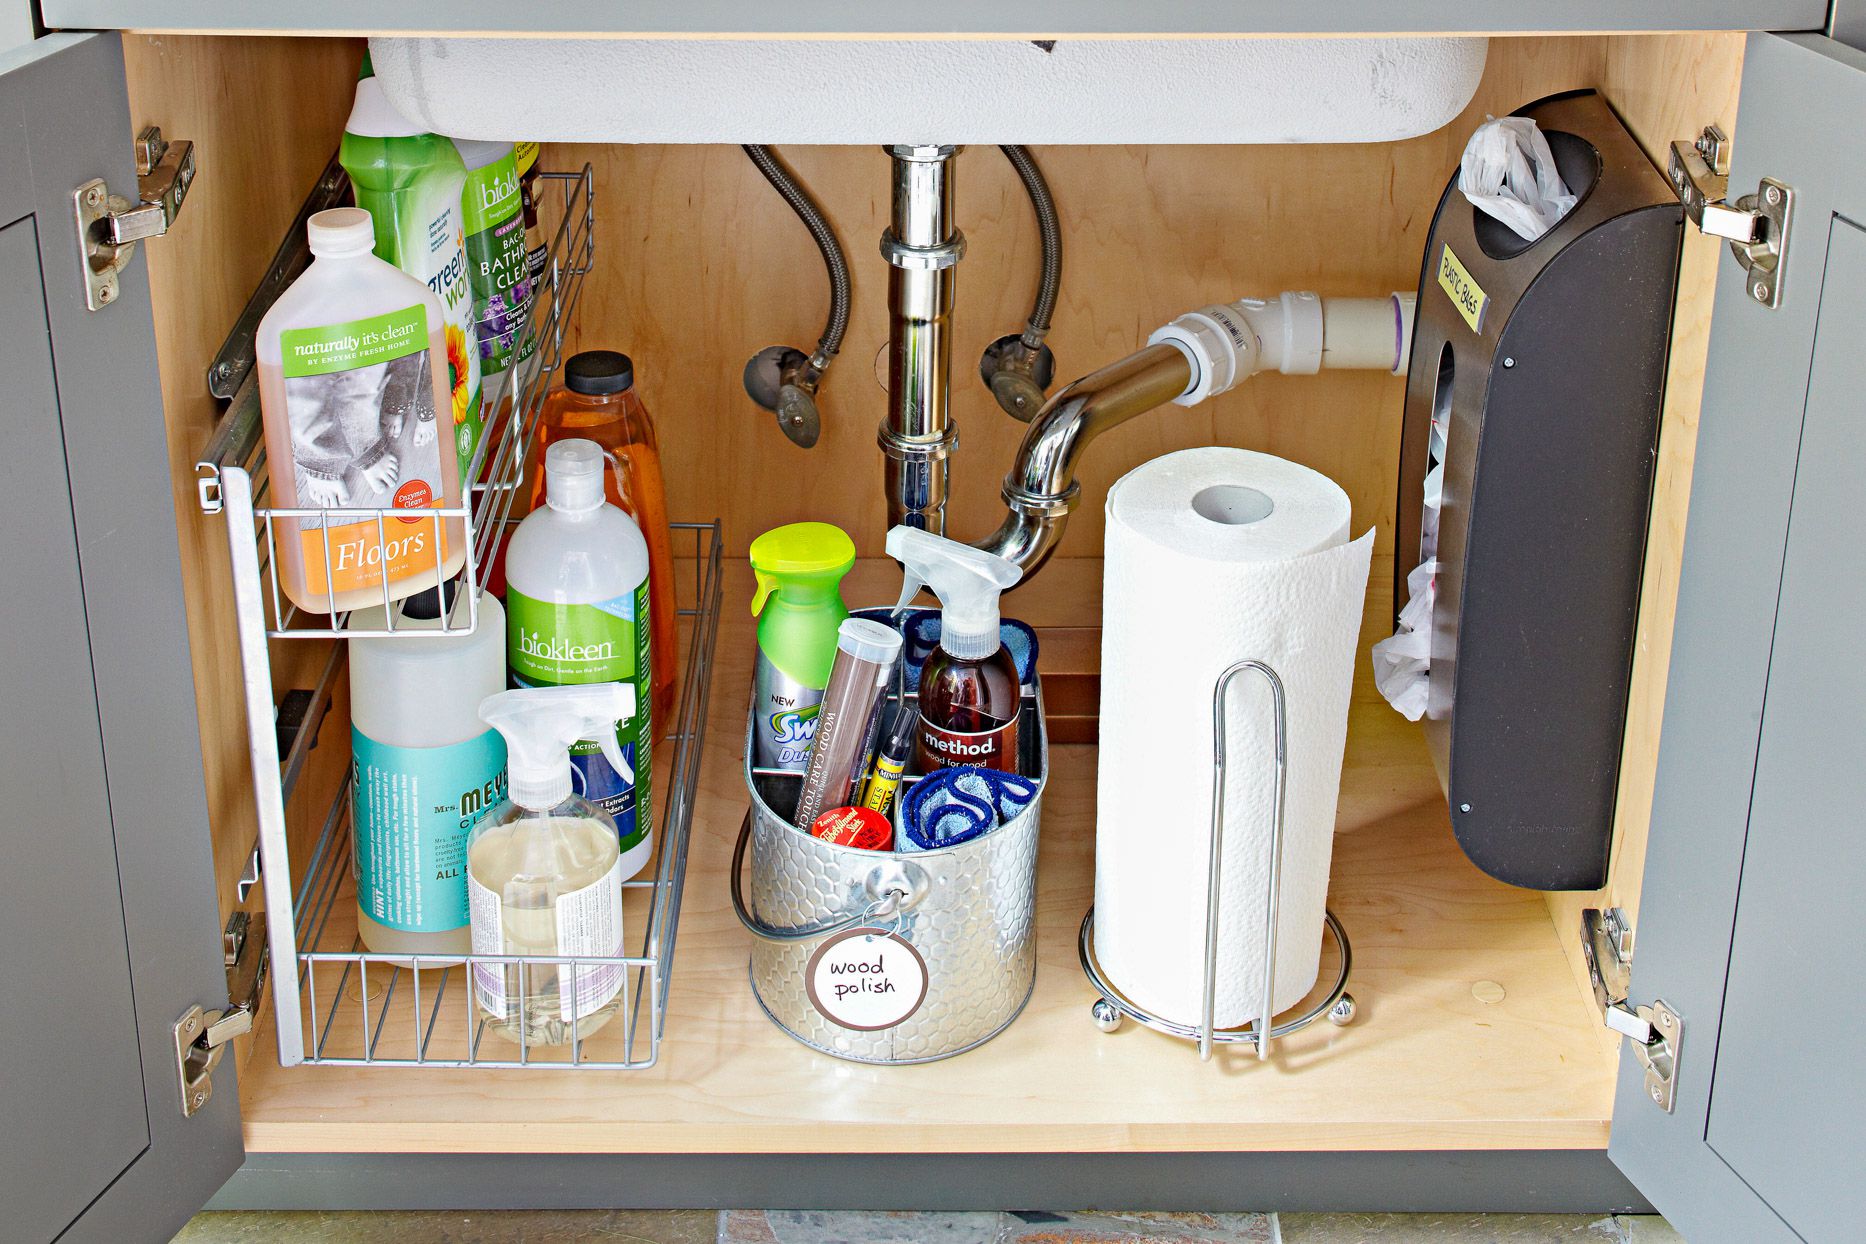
[255,207,466,615]
[503,438,655,879]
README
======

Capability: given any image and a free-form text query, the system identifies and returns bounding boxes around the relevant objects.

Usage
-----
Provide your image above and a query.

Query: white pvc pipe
[1323,295,1415,375]
[1148,291,1416,406]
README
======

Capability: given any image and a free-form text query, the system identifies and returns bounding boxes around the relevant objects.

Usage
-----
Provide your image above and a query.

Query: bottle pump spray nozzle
[886,526,1022,660]
[478,684,636,810]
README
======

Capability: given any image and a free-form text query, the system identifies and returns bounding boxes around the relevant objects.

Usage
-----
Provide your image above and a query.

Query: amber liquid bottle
[916,644,1021,773]
[522,350,677,725]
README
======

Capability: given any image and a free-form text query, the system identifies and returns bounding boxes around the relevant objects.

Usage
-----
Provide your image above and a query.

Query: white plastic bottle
[469,683,637,1046]
[349,584,508,958]
[504,439,655,879]
[255,207,467,615]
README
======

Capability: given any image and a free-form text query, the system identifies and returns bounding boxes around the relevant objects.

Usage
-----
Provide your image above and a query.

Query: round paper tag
[804,927,928,1032]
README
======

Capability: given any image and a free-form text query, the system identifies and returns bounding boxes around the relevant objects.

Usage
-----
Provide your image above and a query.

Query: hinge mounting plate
[1581,907,1683,1113]
[72,126,195,312]
[1668,125,1793,310]
[173,911,269,1118]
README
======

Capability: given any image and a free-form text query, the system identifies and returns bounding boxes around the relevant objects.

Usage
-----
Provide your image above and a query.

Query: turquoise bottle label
[351,727,507,933]
[506,583,653,852]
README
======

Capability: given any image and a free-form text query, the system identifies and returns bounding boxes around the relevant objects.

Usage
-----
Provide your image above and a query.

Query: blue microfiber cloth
[900,765,1039,852]
[849,608,1040,688]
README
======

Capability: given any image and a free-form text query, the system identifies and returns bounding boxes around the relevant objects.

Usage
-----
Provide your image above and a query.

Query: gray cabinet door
[1609,31,1866,1244]
[0,32,241,1242]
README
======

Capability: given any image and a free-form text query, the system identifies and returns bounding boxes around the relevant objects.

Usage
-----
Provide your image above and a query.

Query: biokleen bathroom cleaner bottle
[340,52,483,480]
[453,138,535,450]
[504,439,654,878]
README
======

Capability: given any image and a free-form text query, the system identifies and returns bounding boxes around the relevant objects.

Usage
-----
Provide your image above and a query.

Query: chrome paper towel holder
[1078,658,1358,1061]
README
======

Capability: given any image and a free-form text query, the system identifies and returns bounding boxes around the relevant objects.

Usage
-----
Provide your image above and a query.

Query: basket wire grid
[197,164,726,1067]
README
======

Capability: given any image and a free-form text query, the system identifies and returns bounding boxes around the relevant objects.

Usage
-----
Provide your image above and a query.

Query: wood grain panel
[123,34,364,1069]
[540,35,1605,564]
[124,30,1741,1145]
[1542,31,1746,1032]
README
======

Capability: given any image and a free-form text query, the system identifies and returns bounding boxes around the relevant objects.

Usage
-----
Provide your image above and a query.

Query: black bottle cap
[564,350,635,396]
[399,577,459,621]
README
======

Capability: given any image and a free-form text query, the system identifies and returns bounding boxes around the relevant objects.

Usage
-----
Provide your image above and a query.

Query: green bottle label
[461,153,536,380]
[342,132,483,479]
[506,584,653,852]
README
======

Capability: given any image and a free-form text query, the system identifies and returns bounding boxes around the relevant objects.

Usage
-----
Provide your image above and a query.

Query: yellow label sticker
[1437,244,1489,334]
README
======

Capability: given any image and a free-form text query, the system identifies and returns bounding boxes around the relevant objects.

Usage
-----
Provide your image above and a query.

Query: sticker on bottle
[506,583,653,853]
[280,304,452,599]
[916,717,1017,774]
[804,927,929,1032]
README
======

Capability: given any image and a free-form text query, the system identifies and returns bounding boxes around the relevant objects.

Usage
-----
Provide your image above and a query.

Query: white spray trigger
[479,683,637,810]
[884,526,1021,661]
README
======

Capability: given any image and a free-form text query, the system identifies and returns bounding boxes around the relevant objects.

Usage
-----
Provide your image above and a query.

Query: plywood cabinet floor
[237,561,1616,1157]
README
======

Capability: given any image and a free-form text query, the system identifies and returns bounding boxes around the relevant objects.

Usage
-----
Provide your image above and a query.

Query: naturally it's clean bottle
[469,684,636,1045]
[504,439,654,877]
[255,207,466,615]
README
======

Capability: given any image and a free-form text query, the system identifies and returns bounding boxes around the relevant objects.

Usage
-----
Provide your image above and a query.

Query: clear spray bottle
[886,526,1024,774]
[468,683,636,1046]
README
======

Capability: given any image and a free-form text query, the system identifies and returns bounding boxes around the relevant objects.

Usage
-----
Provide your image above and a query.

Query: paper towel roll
[1094,448,1372,1029]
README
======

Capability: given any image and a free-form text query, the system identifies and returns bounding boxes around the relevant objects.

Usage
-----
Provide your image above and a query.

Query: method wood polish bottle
[885,527,1024,773]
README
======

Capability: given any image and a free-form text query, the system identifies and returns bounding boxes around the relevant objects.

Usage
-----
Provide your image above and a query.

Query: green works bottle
[749,523,856,772]
[339,52,484,479]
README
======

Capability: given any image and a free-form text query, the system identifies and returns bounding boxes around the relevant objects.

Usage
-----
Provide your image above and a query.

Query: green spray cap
[748,522,856,616]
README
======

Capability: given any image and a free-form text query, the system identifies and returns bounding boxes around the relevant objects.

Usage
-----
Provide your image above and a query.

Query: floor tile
[718,1210,1276,1244]
[1276,1213,1628,1243]
[173,1208,717,1243]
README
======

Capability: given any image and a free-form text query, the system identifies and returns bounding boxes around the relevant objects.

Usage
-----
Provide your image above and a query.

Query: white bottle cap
[837,617,903,666]
[545,438,606,514]
[306,207,376,259]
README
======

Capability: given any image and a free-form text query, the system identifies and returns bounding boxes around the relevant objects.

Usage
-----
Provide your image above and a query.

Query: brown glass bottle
[915,645,1021,774]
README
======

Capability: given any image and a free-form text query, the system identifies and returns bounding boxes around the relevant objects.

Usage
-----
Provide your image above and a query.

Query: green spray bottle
[339,52,484,479]
[749,523,856,772]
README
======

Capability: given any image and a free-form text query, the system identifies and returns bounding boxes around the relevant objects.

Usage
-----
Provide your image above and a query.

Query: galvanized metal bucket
[731,691,1047,1064]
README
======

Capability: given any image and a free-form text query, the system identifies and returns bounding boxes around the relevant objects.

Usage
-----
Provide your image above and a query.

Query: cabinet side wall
[1543,33,1745,1020]
[123,35,364,1069]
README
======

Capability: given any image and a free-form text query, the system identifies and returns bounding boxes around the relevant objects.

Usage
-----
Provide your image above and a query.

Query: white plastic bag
[1372,558,1437,722]
[1458,116,1576,242]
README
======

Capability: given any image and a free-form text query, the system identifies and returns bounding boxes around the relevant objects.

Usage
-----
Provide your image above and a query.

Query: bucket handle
[730,810,912,944]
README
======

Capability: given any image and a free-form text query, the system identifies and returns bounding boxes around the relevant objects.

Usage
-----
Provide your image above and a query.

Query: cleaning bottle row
[344,431,667,1046]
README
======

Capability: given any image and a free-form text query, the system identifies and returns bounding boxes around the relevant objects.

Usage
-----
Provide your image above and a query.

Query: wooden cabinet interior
[123,29,1741,1152]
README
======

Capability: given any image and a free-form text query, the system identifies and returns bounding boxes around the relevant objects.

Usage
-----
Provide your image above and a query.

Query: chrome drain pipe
[879,144,964,534]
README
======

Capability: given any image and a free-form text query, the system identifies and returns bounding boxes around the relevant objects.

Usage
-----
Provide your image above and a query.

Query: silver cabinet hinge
[72,126,196,311]
[1668,125,1792,310]
[1582,907,1683,1113]
[173,910,269,1118]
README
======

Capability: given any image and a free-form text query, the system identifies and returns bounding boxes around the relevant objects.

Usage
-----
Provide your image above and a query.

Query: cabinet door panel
[1699,216,1866,1244]
[0,214,152,1244]
[1610,31,1866,1244]
[0,32,241,1242]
